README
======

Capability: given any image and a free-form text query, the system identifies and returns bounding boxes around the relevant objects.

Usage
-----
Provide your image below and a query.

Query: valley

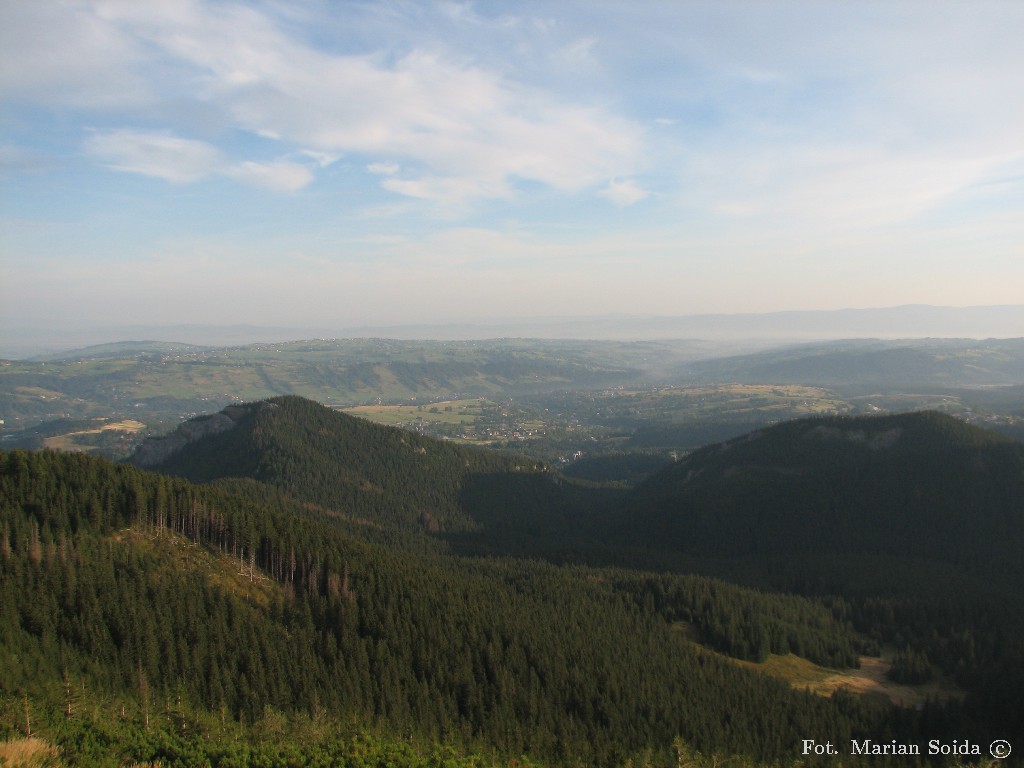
[4,338,1023,484]
[2,338,1023,767]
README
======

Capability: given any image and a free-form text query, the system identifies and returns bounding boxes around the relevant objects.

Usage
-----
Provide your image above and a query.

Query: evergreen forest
[2,396,1022,767]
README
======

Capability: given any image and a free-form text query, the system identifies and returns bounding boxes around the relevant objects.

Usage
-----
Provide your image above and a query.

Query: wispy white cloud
[686,139,1024,238]
[599,179,648,207]
[367,163,400,176]
[85,129,316,192]
[302,150,343,169]
[85,129,222,184]
[224,161,313,193]
[207,43,642,202]
[380,175,506,207]
[610,1,1024,235]
[24,2,643,206]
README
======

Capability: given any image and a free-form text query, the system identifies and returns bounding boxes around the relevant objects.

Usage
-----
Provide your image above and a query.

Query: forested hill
[681,337,1024,389]
[129,395,549,533]
[7,403,1024,761]
[615,411,1024,568]
[603,411,1024,737]
[2,448,937,766]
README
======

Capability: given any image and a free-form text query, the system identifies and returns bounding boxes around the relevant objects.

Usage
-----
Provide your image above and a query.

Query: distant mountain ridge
[338,304,1024,342]
[2,337,653,438]
[5,303,1022,357]
[683,337,1024,388]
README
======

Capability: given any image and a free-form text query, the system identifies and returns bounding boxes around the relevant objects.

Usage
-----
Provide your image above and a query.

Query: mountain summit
[615,411,1024,566]
[130,395,538,532]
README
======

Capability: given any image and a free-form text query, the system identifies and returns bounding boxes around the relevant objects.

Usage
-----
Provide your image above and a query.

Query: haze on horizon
[2,1,1023,348]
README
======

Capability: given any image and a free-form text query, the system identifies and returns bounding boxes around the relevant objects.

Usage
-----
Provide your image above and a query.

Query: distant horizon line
[3,303,1023,359]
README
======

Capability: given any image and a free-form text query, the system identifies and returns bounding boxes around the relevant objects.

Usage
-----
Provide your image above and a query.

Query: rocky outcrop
[130,403,258,467]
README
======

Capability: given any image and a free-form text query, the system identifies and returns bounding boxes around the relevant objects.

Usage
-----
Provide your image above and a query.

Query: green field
[734,652,965,709]
[342,398,549,446]
[344,398,489,427]
[602,383,852,420]
[41,419,146,453]
[673,621,965,709]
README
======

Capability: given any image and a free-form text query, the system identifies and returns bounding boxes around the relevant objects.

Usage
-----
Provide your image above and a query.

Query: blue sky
[2,0,1023,341]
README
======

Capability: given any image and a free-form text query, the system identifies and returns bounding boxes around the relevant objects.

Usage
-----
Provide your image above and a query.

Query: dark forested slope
[0,448,932,766]
[130,396,548,533]
[605,412,1024,737]
[8,402,1024,763]
[616,411,1024,567]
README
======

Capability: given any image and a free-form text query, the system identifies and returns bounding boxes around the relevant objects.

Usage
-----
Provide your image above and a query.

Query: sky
[2,0,1023,346]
